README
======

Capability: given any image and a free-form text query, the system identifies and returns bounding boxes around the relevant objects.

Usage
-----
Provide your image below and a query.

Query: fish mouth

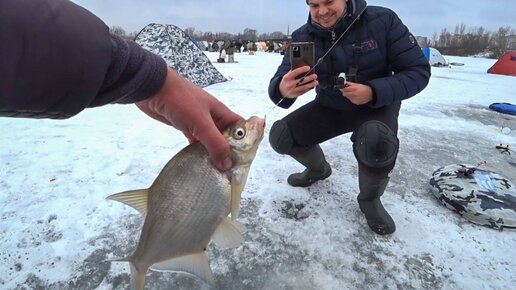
[255,117,266,141]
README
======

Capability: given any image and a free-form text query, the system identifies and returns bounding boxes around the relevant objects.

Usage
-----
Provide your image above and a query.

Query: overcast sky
[74,0,515,38]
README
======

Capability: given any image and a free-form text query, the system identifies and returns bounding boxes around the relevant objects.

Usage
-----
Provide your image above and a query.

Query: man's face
[308,0,347,28]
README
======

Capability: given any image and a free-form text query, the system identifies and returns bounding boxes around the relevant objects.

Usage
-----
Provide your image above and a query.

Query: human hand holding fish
[107,116,265,290]
[136,68,244,172]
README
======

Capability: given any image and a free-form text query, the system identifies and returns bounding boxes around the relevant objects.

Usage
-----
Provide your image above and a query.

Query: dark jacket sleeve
[0,0,167,119]
[268,53,296,109]
[367,10,430,108]
[267,31,303,109]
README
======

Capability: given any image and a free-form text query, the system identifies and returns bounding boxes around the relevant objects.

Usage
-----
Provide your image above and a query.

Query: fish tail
[129,260,147,290]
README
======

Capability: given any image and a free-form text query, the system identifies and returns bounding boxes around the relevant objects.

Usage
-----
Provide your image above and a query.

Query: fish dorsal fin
[106,189,149,215]
[150,252,214,285]
[212,217,245,248]
[230,169,250,220]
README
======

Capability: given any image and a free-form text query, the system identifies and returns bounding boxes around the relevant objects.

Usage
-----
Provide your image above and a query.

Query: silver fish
[107,116,265,290]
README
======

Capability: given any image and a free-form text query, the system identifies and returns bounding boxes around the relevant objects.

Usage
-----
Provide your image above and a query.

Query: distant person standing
[267,40,275,53]
[218,38,235,63]
[235,39,243,53]
[211,41,219,52]
[227,40,236,63]
[279,42,289,55]
[248,41,257,55]
[267,0,430,235]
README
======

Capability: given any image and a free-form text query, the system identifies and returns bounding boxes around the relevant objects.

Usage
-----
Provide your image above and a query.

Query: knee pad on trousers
[353,120,399,173]
[269,120,294,154]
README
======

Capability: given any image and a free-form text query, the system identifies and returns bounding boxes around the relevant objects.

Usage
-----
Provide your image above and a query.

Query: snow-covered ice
[1,51,515,290]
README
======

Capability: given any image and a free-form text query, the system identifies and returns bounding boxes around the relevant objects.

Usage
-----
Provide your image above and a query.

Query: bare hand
[136,69,243,171]
[340,81,374,105]
[279,66,318,99]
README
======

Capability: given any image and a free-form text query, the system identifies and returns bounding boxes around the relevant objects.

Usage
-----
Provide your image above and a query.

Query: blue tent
[422,47,448,67]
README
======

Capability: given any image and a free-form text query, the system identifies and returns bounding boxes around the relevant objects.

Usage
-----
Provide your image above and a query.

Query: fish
[107,116,265,290]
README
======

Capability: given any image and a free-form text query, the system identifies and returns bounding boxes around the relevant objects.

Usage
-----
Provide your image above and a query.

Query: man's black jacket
[269,0,431,110]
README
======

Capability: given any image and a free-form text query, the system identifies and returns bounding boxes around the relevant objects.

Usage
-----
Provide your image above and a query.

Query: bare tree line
[111,23,515,58]
[109,26,139,40]
[417,23,515,58]
[110,25,288,43]
[183,27,288,42]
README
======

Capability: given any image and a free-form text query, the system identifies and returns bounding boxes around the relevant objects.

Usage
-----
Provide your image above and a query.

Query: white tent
[422,47,448,67]
[135,24,228,87]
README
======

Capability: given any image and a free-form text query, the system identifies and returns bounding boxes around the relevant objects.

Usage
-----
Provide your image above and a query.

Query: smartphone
[289,42,315,78]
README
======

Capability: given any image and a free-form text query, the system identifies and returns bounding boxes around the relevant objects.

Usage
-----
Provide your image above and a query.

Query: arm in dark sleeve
[268,45,296,109]
[92,34,167,108]
[368,10,431,108]
[0,0,167,119]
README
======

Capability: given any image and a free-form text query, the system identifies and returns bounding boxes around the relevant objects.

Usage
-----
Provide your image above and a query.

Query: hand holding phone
[290,42,315,79]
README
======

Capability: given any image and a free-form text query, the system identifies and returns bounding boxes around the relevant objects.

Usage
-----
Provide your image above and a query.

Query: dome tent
[134,24,228,88]
[488,51,516,76]
[422,47,448,67]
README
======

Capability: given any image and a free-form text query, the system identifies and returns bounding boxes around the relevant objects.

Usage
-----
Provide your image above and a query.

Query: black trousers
[278,100,401,172]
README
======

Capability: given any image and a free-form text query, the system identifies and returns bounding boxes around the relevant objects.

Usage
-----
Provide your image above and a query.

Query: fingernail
[221,158,232,170]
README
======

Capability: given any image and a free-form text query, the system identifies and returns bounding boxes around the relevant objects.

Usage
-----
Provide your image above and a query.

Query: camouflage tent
[430,164,516,230]
[135,23,228,88]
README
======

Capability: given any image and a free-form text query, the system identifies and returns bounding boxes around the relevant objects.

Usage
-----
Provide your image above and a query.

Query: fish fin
[150,252,214,285]
[106,189,149,215]
[129,261,147,290]
[212,217,244,248]
[109,257,147,290]
[230,170,249,220]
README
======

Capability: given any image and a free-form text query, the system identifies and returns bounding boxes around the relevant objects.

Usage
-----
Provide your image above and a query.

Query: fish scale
[135,143,230,265]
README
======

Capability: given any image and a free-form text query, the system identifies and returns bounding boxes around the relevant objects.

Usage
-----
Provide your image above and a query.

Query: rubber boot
[358,166,396,235]
[287,145,332,187]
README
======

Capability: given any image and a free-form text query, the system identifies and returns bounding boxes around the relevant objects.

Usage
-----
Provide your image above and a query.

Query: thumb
[196,123,233,171]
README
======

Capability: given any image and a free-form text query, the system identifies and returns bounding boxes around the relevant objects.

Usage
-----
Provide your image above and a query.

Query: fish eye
[233,127,246,140]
